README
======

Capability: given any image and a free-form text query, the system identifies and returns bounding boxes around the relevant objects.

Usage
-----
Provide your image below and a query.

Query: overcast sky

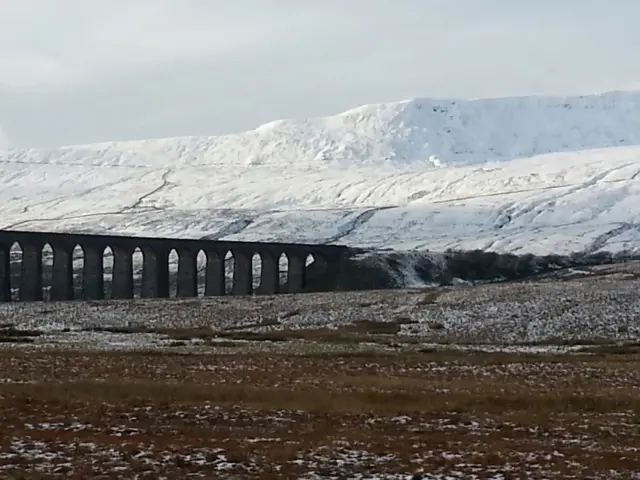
[2,0,640,149]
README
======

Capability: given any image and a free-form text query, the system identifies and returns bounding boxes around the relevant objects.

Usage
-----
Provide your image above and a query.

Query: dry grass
[576,342,640,355]
[83,319,412,346]
[413,289,444,305]
[0,325,42,344]
[3,377,639,415]
[1,349,639,478]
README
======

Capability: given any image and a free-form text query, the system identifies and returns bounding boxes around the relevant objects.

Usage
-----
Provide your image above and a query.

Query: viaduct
[0,230,353,302]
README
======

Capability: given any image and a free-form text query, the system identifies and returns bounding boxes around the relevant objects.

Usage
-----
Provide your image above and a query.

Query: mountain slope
[1,91,640,255]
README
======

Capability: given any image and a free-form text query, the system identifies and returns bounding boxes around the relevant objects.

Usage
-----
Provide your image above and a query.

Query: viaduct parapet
[0,230,351,302]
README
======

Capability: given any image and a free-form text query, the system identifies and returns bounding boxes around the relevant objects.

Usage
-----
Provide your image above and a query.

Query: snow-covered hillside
[1,91,640,255]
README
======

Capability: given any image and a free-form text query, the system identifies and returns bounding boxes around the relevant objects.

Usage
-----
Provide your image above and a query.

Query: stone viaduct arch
[0,230,349,302]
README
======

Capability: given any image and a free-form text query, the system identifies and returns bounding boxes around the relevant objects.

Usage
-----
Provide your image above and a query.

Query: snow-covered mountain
[1,91,640,255]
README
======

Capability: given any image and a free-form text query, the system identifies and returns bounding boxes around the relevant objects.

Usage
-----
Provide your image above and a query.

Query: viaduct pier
[0,230,352,302]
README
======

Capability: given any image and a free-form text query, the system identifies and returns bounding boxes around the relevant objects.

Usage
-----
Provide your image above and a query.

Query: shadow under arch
[0,243,13,301]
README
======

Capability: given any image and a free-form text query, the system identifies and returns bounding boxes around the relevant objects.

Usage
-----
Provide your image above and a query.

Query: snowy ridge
[5,90,640,169]
[1,91,640,255]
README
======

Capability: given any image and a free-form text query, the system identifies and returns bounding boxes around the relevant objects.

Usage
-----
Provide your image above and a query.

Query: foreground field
[1,349,639,479]
[1,274,639,478]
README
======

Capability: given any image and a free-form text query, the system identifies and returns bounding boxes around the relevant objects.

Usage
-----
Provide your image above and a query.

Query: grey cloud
[0,124,9,150]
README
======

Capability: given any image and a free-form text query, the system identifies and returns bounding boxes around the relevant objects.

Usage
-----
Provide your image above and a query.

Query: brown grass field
[1,345,639,479]
[1,274,640,478]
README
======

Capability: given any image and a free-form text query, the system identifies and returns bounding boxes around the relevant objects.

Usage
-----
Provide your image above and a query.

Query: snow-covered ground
[2,269,639,351]
[2,91,640,255]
